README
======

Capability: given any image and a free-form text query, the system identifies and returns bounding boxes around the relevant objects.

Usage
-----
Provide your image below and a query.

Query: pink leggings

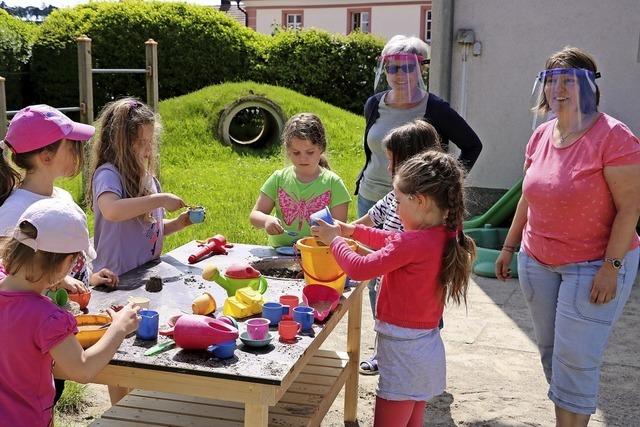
[373,397,427,427]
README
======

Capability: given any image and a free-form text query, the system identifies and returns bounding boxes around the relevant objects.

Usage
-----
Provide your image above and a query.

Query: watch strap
[604,257,623,269]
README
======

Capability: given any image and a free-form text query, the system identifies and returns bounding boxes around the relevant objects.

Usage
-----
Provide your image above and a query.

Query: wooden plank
[117,395,244,421]
[130,390,243,408]
[99,406,242,427]
[244,403,268,427]
[90,420,150,427]
[344,281,364,422]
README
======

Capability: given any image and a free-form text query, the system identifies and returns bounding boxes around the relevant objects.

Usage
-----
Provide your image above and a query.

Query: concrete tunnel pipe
[217,96,286,147]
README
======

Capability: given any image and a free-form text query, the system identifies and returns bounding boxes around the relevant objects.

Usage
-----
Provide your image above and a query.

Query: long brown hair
[282,113,330,169]
[0,221,78,284]
[395,150,476,305]
[0,139,83,206]
[87,98,160,212]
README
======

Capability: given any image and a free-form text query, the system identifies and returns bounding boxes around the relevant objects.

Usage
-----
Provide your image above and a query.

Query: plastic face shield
[530,68,599,129]
[374,53,428,103]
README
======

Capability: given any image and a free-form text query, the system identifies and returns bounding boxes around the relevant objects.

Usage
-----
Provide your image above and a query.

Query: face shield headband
[374,53,428,103]
[530,67,600,129]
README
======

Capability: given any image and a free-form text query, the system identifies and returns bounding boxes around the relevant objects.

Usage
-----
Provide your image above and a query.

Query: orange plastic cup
[278,320,301,341]
[279,295,299,320]
[192,292,217,315]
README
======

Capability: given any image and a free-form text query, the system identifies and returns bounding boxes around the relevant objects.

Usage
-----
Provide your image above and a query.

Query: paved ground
[322,274,640,427]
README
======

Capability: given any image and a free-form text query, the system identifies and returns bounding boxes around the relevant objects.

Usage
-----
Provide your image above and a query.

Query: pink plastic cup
[246,318,270,340]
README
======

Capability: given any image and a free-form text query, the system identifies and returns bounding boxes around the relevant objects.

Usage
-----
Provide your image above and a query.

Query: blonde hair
[282,113,330,169]
[395,150,476,306]
[87,98,161,214]
[0,221,78,284]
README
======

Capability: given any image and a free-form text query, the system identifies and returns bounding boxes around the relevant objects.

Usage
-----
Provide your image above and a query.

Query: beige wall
[247,0,431,41]
[432,0,640,189]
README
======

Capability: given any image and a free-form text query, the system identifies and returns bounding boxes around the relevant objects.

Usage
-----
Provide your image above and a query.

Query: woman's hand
[495,250,514,281]
[264,216,285,235]
[590,265,618,304]
[90,268,119,288]
[160,193,185,212]
[311,219,342,245]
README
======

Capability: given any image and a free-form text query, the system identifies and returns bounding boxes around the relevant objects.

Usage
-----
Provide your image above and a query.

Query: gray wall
[431,0,640,189]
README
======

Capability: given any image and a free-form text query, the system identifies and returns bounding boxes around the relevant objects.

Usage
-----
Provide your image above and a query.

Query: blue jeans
[517,248,639,414]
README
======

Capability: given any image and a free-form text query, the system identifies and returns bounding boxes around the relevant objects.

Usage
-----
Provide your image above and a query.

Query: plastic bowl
[68,289,91,310]
[302,284,341,321]
[75,314,111,349]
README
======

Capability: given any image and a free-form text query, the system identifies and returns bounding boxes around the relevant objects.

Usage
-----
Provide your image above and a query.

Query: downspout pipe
[235,0,248,27]
[429,0,454,102]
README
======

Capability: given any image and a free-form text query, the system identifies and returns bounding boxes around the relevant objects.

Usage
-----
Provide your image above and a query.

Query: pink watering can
[160,314,238,350]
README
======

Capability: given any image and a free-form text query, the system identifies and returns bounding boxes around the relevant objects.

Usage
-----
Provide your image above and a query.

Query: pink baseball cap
[13,198,96,260]
[4,105,95,154]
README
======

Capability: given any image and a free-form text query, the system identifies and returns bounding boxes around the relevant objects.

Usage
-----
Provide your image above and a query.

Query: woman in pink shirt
[496,47,640,426]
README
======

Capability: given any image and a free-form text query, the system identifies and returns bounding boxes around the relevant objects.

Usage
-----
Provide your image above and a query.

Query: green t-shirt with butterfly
[260,166,351,247]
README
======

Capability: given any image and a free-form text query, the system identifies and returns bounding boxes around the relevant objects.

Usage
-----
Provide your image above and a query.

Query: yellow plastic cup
[192,292,217,315]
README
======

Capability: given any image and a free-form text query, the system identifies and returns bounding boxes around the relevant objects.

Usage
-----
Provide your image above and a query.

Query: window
[425,10,432,42]
[420,6,432,43]
[347,8,371,34]
[282,10,303,30]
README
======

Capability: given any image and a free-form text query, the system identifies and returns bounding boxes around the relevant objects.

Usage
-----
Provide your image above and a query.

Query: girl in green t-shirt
[250,113,351,247]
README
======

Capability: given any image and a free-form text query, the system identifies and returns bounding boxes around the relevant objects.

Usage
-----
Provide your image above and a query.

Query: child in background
[250,113,351,247]
[312,150,476,427]
[87,98,194,276]
[0,198,139,427]
[353,119,443,375]
[0,105,118,289]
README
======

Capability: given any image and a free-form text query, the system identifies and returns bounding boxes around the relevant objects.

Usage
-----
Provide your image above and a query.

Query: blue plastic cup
[188,206,206,224]
[292,306,314,331]
[137,310,159,340]
[207,340,236,359]
[309,207,333,226]
[262,302,290,326]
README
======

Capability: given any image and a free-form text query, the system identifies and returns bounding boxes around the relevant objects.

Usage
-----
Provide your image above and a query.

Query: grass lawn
[58,81,365,252]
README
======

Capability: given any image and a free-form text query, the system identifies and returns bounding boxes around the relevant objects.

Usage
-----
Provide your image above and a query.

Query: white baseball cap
[13,198,96,259]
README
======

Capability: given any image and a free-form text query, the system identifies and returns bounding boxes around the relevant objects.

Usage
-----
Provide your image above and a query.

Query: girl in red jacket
[312,150,476,427]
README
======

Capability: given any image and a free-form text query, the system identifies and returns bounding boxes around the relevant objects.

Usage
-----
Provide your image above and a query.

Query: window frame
[282,9,304,30]
[346,7,372,34]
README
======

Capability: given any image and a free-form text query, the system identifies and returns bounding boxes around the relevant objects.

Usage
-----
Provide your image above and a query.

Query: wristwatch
[604,257,623,270]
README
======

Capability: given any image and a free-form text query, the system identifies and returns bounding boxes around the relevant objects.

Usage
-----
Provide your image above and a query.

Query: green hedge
[30,1,265,114]
[0,9,38,109]
[28,2,384,115]
[261,29,383,113]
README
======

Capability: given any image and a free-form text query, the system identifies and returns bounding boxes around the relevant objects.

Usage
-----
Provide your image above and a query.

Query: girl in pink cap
[0,198,140,427]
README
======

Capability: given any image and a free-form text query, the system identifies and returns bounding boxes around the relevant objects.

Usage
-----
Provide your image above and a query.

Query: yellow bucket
[295,237,358,294]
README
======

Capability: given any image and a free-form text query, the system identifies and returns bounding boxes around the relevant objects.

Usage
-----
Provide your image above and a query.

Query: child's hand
[160,193,185,212]
[90,269,119,288]
[58,275,88,294]
[107,302,140,336]
[264,216,285,235]
[334,220,356,238]
[311,219,341,245]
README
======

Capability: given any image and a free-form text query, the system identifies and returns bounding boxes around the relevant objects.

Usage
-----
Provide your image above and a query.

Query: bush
[0,9,38,109]
[262,29,383,113]
[30,1,265,115]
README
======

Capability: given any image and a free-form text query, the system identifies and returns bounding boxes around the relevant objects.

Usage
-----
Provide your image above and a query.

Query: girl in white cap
[0,198,139,427]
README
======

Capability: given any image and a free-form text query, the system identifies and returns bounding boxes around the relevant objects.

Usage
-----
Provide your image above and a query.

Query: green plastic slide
[463,177,523,230]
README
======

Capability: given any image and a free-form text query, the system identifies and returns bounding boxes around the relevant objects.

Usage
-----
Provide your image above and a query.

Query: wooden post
[344,281,364,422]
[145,39,159,113]
[77,35,94,124]
[0,77,6,141]
[77,35,94,199]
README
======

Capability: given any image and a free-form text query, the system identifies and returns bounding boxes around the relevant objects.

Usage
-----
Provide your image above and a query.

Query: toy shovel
[144,339,176,356]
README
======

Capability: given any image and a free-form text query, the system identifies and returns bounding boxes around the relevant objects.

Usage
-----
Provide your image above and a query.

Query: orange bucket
[295,237,357,294]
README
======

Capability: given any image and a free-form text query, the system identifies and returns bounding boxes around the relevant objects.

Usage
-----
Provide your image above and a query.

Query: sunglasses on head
[385,63,418,74]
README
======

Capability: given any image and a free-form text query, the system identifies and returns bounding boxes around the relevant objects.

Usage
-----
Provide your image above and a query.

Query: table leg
[245,403,269,426]
[344,281,364,422]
